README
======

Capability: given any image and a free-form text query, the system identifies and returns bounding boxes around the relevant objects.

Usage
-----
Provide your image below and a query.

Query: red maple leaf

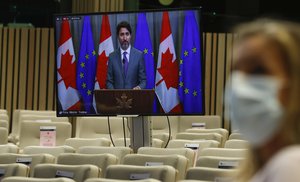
[58,50,77,89]
[157,48,179,89]
[96,51,109,89]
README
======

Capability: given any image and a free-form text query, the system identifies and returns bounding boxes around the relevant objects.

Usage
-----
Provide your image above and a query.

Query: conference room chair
[0,109,7,114]
[228,132,244,140]
[75,117,129,140]
[18,121,71,149]
[185,128,229,147]
[77,146,132,164]
[85,178,161,182]
[196,156,244,169]
[137,147,195,168]
[0,144,19,153]
[178,116,221,132]
[185,167,237,181]
[10,110,58,143]
[224,139,249,149]
[23,146,75,158]
[105,164,177,182]
[0,153,55,176]
[114,138,164,148]
[122,154,188,180]
[0,120,9,129]
[64,138,111,151]
[198,148,247,158]
[32,164,100,182]
[57,153,118,177]
[0,114,9,121]
[2,177,76,182]
[175,133,223,146]
[0,163,29,178]
[0,127,8,144]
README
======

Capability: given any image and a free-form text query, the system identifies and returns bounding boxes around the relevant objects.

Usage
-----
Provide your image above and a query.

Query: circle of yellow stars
[79,50,96,96]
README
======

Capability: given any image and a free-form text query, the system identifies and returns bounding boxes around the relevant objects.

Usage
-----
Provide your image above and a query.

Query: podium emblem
[116,93,133,109]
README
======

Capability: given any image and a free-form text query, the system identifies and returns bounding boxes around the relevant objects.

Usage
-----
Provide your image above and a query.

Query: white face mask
[225,71,283,147]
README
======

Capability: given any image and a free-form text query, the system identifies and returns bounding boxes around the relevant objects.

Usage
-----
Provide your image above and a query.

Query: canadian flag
[155,12,181,113]
[93,15,114,111]
[57,19,81,110]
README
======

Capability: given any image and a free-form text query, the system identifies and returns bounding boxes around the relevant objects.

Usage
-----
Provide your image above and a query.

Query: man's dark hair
[117,21,132,35]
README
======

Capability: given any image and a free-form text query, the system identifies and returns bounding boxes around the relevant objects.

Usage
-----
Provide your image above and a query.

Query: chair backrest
[2,177,76,182]
[23,146,75,158]
[199,148,247,158]
[18,121,71,149]
[64,138,111,151]
[85,178,161,182]
[0,114,9,121]
[228,133,244,140]
[75,117,129,139]
[137,147,195,168]
[185,167,237,181]
[122,154,188,180]
[0,163,29,178]
[175,133,223,145]
[0,127,8,144]
[105,164,177,182]
[151,116,179,139]
[77,146,132,164]
[185,128,229,147]
[0,109,7,114]
[32,164,100,182]
[0,144,19,154]
[196,156,244,169]
[0,120,8,129]
[113,138,163,148]
[224,139,249,149]
[178,116,221,132]
[0,153,55,176]
[57,153,118,177]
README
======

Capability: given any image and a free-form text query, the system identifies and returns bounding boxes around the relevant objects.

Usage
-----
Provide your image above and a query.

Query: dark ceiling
[0,0,300,32]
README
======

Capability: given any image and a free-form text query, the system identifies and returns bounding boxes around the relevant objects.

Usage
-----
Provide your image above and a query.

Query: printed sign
[129,173,150,180]
[55,170,74,179]
[16,157,32,166]
[145,162,163,166]
[40,126,56,146]
[192,122,206,129]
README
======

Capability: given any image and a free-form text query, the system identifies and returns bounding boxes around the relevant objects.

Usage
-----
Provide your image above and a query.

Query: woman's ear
[278,82,289,108]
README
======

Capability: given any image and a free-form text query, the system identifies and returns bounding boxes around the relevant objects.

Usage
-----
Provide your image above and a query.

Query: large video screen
[55,7,204,116]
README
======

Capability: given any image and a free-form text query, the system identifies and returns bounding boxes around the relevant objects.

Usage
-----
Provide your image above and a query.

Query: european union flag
[134,13,157,112]
[134,13,155,90]
[178,11,203,113]
[76,16,97,113]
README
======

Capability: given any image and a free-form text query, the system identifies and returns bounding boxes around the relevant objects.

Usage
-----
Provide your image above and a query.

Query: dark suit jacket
[106,47,147,89]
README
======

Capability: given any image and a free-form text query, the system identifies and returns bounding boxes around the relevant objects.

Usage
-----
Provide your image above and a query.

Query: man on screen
[106,21,147,89]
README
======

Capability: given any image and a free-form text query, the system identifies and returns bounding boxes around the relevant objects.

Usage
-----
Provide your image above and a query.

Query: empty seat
[0,153,55,176]
[75,117,129,139]
[2,177,76,182]
[198,148,247,158]
[185,167,237,181]
[137,147,195,168]
[77,146,132,163]
[0,127,8,144]
[185,128,229,147]
[122,154,188,180]
[105,165,177,182]
[0,144,19,153]
[64,138,111,151]
[0,114,9,121]
[0,163,29,178]
[151,116,179,145]
[228,133,244,140]
[85,178,160,182]
[32,164,100,182]
[0,120,8,129]
[114,138,163,148]
[18,121,71,149]
[23,146,75,158]
[57,153,118,177]
[196,156,243,169]
[224,139,249,149]
[176,133,223,145]
[178,116,221,132]
[0,109,7,114]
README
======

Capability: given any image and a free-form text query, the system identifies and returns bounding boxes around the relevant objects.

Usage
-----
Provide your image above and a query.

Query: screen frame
[53,6,205,117]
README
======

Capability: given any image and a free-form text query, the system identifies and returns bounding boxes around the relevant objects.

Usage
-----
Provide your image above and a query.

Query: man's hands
[133,86,141,90]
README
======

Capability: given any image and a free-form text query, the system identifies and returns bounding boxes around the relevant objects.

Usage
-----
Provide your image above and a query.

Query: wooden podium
[94,89,155,152]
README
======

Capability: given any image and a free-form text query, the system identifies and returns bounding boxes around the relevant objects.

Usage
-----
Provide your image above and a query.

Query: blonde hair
[233,19,300,181]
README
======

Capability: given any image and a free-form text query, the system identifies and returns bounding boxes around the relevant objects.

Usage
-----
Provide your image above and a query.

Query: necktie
[123,51,128,77]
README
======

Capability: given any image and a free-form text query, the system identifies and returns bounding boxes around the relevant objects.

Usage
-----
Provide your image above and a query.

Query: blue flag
[178,11,203,113]
[76,16,97,113]
[134,13,157,112]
